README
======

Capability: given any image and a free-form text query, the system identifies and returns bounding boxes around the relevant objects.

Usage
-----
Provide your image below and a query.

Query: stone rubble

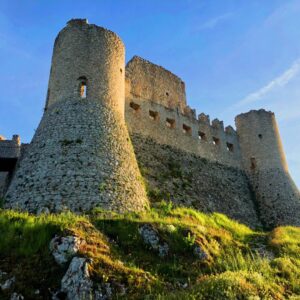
[61,257,93,300]
[1,276,15,290]
[138,224,169,257]
[193,245,208,260]
[49,235,85,265]
[10,293,24,300]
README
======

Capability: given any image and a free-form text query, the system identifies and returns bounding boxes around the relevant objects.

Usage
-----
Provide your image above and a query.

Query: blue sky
[0,0,299,187]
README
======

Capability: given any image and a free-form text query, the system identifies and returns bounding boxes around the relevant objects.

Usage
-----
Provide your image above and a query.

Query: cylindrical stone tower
[5,19,149,213]
[235,109,300,228]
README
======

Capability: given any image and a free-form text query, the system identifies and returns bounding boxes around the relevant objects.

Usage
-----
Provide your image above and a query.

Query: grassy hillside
[0,202,299,299]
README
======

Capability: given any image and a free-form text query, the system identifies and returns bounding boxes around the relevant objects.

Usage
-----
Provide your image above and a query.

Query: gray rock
[193,245,208,260]
[61,257,93,300]
[50,235,84,265]
[0,270,7,279]
[10,293,24,300]
[1,276,15,290]
[37,207,50,215]
[138,224,169,257]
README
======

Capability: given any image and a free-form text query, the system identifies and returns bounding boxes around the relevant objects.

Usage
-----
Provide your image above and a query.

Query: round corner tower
[235,109,300,228]
[5,19,149,213]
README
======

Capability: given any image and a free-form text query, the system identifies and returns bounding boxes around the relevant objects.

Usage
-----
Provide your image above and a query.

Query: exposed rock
[0,270,7,279]
[61,257,93,300]
[37,207,50,215]
[1,276,15,290]
[50,235,85,265]
[138,224,169,257]
[94,283,113,299]
[193,245,208,260]
[10,293,24,300]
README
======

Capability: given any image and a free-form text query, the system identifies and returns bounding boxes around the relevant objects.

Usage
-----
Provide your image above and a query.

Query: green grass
[0,204,300,299]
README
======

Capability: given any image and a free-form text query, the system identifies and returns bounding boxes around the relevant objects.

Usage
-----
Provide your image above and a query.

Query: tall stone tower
[235,109,300,228]
[5,19,149,213]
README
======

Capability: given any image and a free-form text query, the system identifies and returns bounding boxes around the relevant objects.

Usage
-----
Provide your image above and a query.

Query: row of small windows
[130,102,234,152]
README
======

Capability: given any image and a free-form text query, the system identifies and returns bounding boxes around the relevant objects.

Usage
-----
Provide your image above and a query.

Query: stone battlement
[125,97,241,167]
[0,135,21,159]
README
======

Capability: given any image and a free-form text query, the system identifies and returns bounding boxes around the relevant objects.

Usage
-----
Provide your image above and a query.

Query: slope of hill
[0,201,299,299]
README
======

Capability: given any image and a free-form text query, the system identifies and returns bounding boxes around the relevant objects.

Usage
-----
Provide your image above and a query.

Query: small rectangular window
[212,137,220,146]
[130,102,141,112]
[80,83,87,98]
[166,118,176,129]
[182,124,192,135]
[149,110,159,121]
[251,157,256,170]
[198,131,207,141]
[226,142,234,152]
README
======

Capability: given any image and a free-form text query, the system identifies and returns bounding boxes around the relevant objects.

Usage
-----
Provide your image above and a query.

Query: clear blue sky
[0,0,299,187]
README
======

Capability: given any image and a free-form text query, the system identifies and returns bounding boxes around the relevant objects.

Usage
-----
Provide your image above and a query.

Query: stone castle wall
[236,110,300,228]
[130,134,261,228]
[5,20,149,213]
[125,58,242,169]
[126,56,187,113]
[0,135,22,198]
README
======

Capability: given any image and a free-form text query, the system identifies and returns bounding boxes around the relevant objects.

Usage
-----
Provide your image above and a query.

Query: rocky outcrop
[49,235,85,265]
[61,257,94,300]
[138,224,169,257]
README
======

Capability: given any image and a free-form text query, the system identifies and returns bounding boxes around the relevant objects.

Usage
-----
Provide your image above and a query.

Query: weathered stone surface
[193,245,208,260]
[50,236,85,265]
[61,257,93,300]
[10,292,24,300]
[5,20,149,214]
[131,134,261,228]
[236,110,300,228]
[126,56,187,113]
[139,224,169,257]
[1,276,15,290]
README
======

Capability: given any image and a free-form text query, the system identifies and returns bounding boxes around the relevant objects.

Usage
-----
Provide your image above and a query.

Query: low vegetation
[0,202,300,299]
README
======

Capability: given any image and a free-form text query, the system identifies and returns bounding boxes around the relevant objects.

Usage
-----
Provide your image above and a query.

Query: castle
[0,19,299,229]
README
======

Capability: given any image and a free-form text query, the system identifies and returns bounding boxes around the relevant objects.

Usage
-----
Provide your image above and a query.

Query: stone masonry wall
[5,98,149,213]
[236,110,300,228]
[0,172,8,198]
[130,134,261,228]
[125,98,242,168]
[5,20,149,214]
[126,56,187,113]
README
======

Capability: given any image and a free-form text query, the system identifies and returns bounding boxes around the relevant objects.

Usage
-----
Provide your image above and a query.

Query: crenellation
[67,18,89,26]
[225,125,236,135]
[198,113,210,124]
[211,119,224,130]
[125,97,243,168]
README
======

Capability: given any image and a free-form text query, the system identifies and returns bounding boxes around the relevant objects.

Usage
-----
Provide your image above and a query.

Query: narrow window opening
[226,142,234,152]
[80,83,87,98]
[166,118,176,129]
[130,102,141,113]
[258,134,263,139]
[212,137,220,146]
[198,131,207,141]
[149,110,159,121]
[166,92,169,96]
[120,68,123,74]
[251,157,256,170]
[78,76,87,99]
[182,124,192,135]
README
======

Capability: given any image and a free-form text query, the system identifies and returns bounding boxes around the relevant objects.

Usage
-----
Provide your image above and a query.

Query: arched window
[78,76,87,98]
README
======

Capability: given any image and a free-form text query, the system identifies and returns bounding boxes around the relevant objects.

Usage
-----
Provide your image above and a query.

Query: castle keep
[1,19,299,228]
